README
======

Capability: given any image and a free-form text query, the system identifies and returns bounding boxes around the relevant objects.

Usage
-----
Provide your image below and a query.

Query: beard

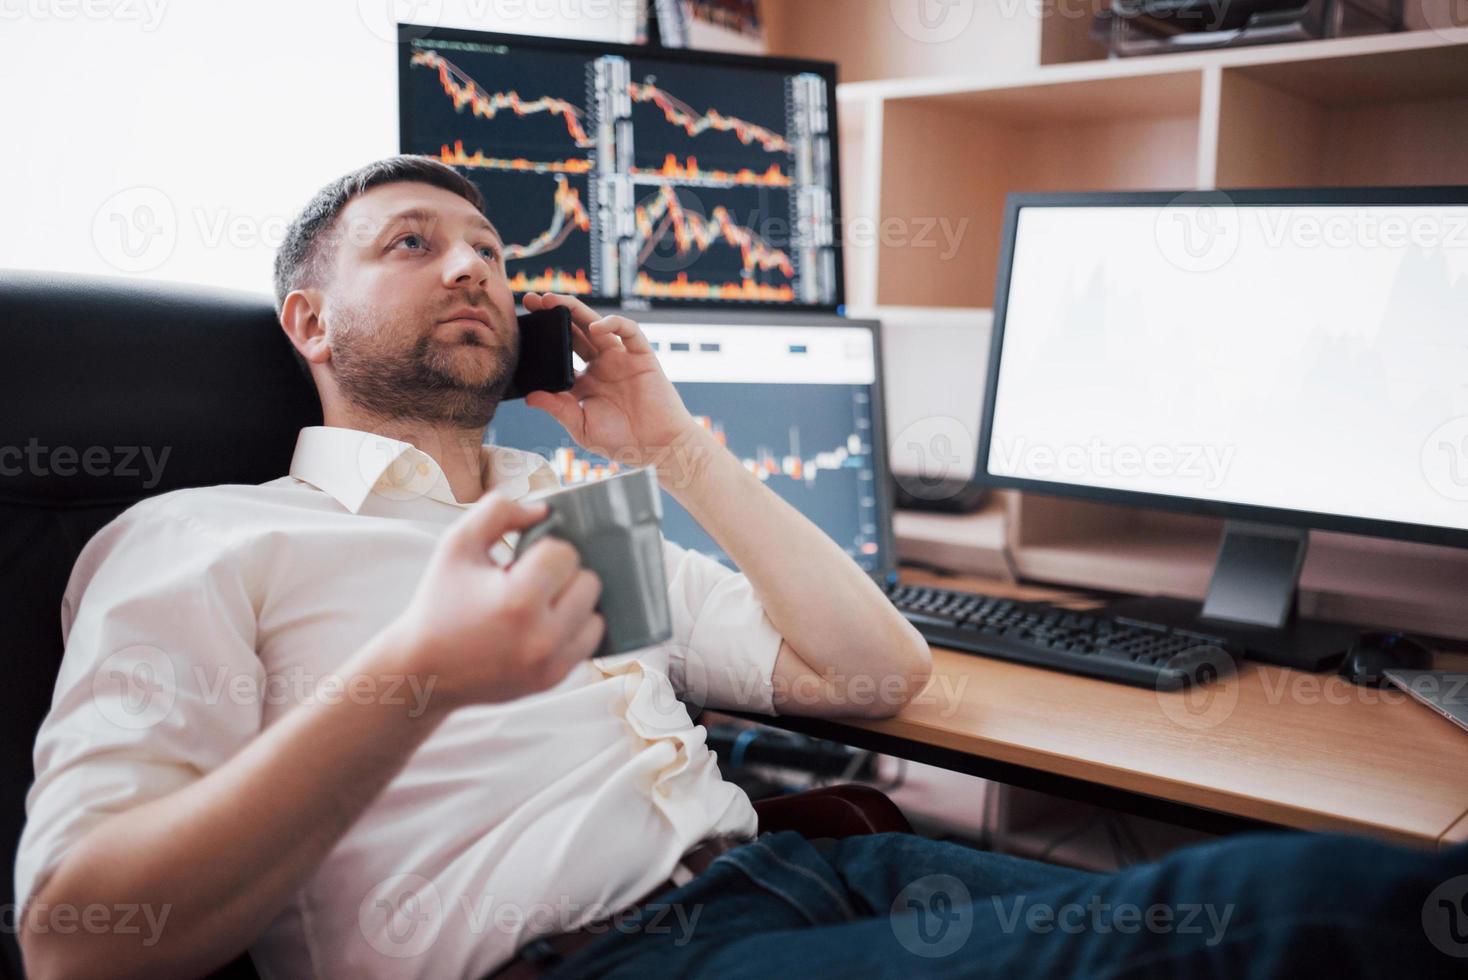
[327,295,520,428]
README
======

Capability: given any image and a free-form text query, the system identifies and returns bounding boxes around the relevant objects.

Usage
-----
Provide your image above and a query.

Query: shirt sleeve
[659,537,784,716]
[15,503,264,912]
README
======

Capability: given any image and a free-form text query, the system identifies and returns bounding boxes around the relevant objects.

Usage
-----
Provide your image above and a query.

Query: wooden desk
[744,569,1468,850]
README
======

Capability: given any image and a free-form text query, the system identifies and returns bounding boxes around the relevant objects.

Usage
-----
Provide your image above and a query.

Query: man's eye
[393,233,426,251]
[478,244,500,261]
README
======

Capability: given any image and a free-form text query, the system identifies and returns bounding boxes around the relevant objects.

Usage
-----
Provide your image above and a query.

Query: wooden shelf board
[998,521,1468,637]
[894,496,1012,580]
[1014,530,1219,598]
[839,28,1468,105]
[909,70,1203,123]
[1226,41,1468,104]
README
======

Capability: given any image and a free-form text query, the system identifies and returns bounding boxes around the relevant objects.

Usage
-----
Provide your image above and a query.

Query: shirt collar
[288,426,556,514]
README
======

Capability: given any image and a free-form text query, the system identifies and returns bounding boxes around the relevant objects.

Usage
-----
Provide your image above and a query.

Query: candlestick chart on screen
[399,35,840,308]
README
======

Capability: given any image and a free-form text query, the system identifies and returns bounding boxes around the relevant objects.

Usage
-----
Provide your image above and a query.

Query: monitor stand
[1101,521,1358,672]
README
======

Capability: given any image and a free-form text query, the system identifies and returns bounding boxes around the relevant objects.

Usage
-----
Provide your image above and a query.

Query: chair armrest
[752,784,912,839]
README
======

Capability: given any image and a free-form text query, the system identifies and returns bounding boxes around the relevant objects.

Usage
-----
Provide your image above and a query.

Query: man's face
[317,181,520,427]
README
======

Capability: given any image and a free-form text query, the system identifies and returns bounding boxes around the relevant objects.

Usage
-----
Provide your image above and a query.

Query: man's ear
[279,289,331,366]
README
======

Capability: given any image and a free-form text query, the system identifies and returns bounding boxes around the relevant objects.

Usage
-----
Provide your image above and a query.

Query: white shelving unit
[762,8,1468,638]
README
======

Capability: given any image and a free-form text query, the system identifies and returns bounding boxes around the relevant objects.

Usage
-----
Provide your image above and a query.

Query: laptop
[1383,669,1468,735]
[486,311,905,589]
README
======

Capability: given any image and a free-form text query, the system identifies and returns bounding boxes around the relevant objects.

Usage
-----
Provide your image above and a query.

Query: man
[15,157,1465,980]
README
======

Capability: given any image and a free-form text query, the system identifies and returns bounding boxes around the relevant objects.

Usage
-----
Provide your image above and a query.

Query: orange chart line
[634,185,795,279]
[503,175,592,261]
[410,50,594,148]
[410,49,791,156]
[629,81,791,154]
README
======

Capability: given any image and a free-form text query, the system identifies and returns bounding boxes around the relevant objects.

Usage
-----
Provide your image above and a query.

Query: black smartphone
[503,306,575,400]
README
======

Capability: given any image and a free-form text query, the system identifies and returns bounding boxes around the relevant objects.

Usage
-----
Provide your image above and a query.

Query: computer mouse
[1339,631,1434,687]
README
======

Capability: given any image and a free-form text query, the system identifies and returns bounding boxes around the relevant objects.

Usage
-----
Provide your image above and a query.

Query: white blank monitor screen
[986,202,1468,535]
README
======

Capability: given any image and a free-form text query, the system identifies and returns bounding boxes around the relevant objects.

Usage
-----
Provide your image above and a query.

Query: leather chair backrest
[0,270,320,977]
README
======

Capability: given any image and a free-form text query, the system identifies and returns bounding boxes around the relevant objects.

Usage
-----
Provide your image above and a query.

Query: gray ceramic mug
[513,467,672,657]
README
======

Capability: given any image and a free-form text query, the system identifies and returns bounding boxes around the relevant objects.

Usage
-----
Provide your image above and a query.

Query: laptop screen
[487,314,893,577]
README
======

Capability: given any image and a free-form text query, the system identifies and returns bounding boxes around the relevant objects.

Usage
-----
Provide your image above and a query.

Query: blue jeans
[546,829,1468,978]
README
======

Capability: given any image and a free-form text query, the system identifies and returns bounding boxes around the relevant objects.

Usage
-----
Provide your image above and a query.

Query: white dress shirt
[17,425,784,979]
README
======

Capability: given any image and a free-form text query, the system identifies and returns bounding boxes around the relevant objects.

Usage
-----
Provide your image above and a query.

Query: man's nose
[442,241,491,287]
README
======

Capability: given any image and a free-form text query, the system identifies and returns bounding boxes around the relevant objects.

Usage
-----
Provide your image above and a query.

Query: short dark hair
[272,156,487,371]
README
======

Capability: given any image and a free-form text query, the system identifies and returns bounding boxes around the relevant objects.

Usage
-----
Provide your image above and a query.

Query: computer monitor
[398,26,843,311]
[486,312,896,580]
[979,187,1468,669]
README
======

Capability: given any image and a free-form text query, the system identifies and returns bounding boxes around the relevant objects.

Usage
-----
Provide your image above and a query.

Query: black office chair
[0,271,909,980]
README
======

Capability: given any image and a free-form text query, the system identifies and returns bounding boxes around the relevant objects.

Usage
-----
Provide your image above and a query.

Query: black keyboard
[888,584,1236,690]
